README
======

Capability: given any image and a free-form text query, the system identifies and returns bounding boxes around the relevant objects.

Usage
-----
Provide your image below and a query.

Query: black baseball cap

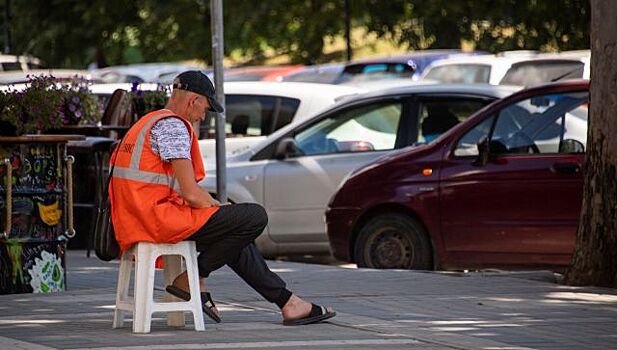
[172,70,224,113]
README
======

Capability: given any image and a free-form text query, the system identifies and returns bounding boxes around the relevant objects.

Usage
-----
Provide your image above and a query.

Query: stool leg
[113,250,132,329]
[185,245,205,331]
[163,255,186,327]
[133,244,155,333]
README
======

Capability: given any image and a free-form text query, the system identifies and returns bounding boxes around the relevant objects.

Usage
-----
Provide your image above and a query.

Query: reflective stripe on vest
[113,112,182,193]
[112,166,182,193]
[130,114,172,169]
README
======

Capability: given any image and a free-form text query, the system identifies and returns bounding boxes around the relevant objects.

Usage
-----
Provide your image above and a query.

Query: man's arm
[171,159,220,208]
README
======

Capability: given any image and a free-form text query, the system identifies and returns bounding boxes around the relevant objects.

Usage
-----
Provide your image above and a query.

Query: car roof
[93,63,204,82]
[88,81,363,98]
[425,54,540,68]
[280,63,345,84]
[223,65,305,81]
[347,50,468,64]
[339,78,429,90]
[222,81,363,99]
[343,82,521,102]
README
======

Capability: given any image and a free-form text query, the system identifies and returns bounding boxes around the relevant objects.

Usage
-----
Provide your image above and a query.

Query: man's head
[167,70,224,123]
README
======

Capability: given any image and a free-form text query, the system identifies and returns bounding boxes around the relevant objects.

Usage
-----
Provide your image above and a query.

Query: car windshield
[500,60,584,86]
[423,64,491,83]
[337,63,415,83]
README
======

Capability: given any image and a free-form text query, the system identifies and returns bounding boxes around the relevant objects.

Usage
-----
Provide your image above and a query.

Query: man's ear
[188,95,197,106]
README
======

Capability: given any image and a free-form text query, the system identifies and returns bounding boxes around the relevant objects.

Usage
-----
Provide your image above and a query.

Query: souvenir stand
[0,135,83,294]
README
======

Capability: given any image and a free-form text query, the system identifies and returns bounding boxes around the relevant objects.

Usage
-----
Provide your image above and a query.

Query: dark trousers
[187,203,291,307]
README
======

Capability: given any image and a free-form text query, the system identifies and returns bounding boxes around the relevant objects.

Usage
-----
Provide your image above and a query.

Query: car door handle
[244,175,258,182]
[551,162,581,174]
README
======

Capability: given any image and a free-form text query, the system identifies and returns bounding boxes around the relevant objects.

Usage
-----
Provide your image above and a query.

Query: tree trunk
[563,0,617,288]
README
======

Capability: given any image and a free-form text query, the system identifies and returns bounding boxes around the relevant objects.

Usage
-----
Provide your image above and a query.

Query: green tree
[0,0,591,67]
[223,0,348,64]
[359,0,589,52]
[2,0,139,67]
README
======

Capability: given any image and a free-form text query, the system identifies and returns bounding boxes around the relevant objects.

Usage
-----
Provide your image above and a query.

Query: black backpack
[94,146,121,261]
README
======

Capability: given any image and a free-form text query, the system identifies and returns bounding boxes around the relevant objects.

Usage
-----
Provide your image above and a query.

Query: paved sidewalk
[0,250,615,350]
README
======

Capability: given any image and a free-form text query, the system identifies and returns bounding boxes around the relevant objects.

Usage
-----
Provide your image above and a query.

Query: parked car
[88,82,360,159]
[420,52,589,86]
[0,69,95,85]
[199,83,521,257]
[89,82,160,109]
[0,54,44,72]
[280,63,345,84]
[334,50,487,84]
[223,65,305,82]
[93,63,204,83]
[420,54,538,84]
[326,80,589,270]
[499,55,589,86]
[198,82,362,159]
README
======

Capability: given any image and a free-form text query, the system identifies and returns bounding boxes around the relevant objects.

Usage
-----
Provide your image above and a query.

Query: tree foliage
[360,0,590,51]
[0,0,590,67]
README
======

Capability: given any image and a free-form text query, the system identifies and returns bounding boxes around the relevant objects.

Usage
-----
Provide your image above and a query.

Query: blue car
[335,49,487,84]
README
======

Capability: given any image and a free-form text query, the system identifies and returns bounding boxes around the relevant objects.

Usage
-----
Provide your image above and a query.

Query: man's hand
[171,159,220,208]
[200,188,224,207]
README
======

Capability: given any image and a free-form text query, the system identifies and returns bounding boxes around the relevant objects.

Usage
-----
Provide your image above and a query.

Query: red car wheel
[354,213,432,270]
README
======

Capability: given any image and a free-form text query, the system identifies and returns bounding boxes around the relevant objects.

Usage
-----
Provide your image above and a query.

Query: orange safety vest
[109,109,219,252]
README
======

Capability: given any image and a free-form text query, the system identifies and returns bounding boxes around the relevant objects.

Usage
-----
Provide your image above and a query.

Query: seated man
[109,71,335,326]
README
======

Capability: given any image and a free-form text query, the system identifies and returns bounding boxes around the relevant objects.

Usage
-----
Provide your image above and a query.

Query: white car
[89,82,161,108]
[199,83,522,257]
[0,54,44,72]
[197,82,363,160]
[0,69,95,85]
[420,51,589,86]
[89,82,361,159]
[92,63,204,83]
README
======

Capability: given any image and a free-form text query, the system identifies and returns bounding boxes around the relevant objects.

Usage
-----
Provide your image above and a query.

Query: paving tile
[0,250,614,350]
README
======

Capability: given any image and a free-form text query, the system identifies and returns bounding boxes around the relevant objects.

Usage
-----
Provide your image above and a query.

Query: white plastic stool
[113,241,205,333]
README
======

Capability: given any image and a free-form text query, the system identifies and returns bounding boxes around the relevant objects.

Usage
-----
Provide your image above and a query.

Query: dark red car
[326,80,589,270]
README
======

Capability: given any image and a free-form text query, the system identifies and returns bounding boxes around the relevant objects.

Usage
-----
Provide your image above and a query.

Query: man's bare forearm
[171,159,220,208]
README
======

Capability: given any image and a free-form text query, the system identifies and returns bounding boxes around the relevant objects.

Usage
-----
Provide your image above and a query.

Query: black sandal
[165,285,222,323]
[283,303,336,326]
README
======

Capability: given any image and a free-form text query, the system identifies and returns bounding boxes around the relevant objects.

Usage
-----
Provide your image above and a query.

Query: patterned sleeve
[150,118,192,161]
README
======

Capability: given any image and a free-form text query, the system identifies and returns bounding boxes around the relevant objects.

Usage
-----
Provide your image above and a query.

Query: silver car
[199,84,521,257]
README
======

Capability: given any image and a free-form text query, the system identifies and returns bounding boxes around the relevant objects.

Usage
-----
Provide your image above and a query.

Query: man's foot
[167,273,221,322]
[281,294,336,326]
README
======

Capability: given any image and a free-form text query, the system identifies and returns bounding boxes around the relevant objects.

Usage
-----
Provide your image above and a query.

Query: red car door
[438,90,588,268]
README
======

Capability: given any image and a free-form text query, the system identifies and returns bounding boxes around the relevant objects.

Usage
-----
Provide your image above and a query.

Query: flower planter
[0,135,84,294]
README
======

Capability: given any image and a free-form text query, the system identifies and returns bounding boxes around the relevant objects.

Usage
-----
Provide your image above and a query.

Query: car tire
[354,213,432,270]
